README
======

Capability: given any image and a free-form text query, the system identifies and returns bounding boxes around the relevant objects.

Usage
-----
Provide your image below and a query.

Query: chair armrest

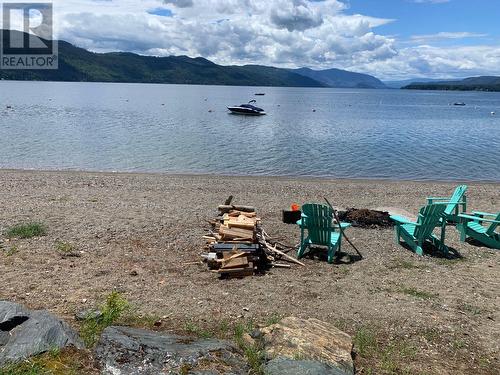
[335,223,351,229]
[390,215,420,226]
[427,197,449,201]
[472,211,498,217]
[459,214,500,224]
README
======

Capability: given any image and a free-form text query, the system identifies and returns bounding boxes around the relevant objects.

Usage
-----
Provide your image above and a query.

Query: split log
[217,252,247,264]
[219,226,254,241]
[218,205,255,213]
[271,263,291,269]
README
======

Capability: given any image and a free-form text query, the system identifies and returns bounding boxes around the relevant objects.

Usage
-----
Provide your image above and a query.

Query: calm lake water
[0,81,499,181]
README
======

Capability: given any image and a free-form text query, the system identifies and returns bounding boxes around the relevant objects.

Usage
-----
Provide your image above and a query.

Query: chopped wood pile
[202,199,304,278]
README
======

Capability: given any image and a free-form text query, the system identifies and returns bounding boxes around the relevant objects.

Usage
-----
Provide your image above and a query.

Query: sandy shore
[0,169,499,374]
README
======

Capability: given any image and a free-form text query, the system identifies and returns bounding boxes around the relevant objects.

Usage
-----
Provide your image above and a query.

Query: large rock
[260,317,354,375]
[264,357,350,375]
[94,326,248,375]
[0,301,83,366]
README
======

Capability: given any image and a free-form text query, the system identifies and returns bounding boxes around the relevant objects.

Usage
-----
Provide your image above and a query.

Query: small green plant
[0,348,90,375]
[459,302,482,316]
[233,320,264,375]
[265,313,283,326]
[6,223,46,239]
[5,246,19,257]
[54,241,79,257]
[80,292,129,347]
[380,340,417,374]
[55,241,74,253]
[452,339,466,350]
[292,350,307,360]
[399,287,437,300]
[184,321,213,339]
[354,327,378,357]
[0,360,46,375]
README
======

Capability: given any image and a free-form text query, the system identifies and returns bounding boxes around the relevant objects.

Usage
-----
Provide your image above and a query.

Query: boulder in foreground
[0,301,84,366]
[260,316,354,375]
[94,326,248,374]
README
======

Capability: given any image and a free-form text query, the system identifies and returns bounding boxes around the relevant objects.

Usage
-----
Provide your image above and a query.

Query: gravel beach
[0,170,498,374]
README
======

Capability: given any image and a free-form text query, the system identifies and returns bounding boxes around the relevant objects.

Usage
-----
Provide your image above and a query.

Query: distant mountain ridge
[0,30,385,88]
[292,67,387,89]
[383,78,446,89]
[403,76,500,92]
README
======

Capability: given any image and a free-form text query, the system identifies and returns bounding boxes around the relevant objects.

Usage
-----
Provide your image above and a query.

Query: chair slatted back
[302,204,334,246]
[414,204,447,240]
[445,185,468,215]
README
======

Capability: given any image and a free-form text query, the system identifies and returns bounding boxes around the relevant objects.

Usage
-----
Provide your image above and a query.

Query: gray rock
[95,326,248,375]
[265,357,349,375]
[75,308,103,321]
[0,301,84,366]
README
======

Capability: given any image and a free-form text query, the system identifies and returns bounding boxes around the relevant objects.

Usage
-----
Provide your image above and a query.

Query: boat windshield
[240,104,264,111]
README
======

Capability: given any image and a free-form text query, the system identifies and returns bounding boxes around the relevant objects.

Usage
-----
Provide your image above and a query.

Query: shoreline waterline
[1,168,500,185]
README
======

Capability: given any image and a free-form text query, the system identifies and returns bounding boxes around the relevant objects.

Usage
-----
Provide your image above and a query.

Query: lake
[0,81,499,181]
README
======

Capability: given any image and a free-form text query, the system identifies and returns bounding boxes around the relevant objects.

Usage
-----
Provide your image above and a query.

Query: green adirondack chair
[390,204,448,256]
[426,185,468,245]
[457,211,500,249]
[297,203,351,264]
[427,185,468,223]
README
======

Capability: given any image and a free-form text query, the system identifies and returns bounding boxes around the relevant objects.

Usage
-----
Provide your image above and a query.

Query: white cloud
[410,31,487,43]
[44,0,399,68]
[350,45,500,80]
[1,0,498,80]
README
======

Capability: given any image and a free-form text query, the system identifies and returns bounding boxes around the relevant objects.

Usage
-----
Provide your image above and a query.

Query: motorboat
[227,100,266,115]
[453,102,466,106]
[254,93,265,96]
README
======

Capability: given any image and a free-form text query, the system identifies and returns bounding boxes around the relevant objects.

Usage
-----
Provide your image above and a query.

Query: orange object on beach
[291,203,300,211]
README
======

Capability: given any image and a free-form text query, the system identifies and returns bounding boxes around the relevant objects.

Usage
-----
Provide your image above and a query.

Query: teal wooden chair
[390,204,448,256]
[457,211,500,249]
[427,185,468,223]
[426,185,468,245]
[297,203,351,264]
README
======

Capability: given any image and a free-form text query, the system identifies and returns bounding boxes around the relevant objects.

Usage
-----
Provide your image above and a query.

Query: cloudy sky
[4,0,500,80]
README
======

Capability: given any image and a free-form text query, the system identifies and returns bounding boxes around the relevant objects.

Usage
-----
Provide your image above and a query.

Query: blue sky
[3,0,500,80]
[347,0,499,47]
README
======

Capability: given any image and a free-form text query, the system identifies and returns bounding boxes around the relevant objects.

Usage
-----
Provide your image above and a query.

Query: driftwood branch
[264,243,305,267]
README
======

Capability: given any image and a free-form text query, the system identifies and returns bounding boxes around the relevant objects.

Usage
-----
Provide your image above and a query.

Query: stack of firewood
[202,199,305,279]
[202,204,264,278]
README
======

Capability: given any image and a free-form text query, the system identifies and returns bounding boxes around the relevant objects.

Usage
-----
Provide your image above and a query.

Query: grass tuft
[5,246,19,257]
[80,292,129,347]
[399,287,437,300]
[0,348,94,375]
[354,327,379,357]
[233,320,265,375]
[184,321,213,339]
[6,223,46,239]
[54,241,80,257]
[265,313,283,327]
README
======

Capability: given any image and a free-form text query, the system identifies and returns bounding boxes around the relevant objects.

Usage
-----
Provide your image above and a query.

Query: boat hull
[227,107,266,115]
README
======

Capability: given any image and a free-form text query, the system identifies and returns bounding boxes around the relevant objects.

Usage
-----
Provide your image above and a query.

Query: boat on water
[227,100,266,115]
[255,93,265,96]
[453,102,466,106]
